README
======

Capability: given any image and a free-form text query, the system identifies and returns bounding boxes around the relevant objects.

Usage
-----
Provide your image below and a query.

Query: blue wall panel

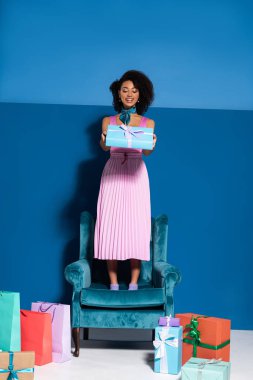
[1,0,253,109]
[1,103,252,329]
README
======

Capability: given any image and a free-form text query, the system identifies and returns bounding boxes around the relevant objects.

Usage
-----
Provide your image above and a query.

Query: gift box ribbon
[119,125,144,148]
[153,330,179,373]
[0,351,34,379]
[188,358,228,380]
[183,316,230,357]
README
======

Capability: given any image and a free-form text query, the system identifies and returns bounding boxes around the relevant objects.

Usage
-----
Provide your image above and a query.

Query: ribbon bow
[119,125,144,148]
[197,358,222,369]
[153,330,178,373]
[184,316,201,357]
[0,352,34,380]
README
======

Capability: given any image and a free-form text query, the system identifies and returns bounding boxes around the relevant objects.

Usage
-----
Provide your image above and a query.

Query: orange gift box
[175,313,231,365]
[20,310,52,366]
[0,351,35,379]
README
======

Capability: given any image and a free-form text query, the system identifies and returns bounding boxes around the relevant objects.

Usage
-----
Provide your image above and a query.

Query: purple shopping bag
[31,302,71,362]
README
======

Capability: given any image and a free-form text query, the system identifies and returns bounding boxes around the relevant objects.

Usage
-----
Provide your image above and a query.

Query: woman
[94,70,157,290]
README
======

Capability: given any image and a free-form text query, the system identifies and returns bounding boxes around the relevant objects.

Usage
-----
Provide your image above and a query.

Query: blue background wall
[1,0,253,109]
[1,1,253,329]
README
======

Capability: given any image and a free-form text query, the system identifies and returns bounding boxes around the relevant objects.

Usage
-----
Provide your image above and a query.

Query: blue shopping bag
[0,291,21,351]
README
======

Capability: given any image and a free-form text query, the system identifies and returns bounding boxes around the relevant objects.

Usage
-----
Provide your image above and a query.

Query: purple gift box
[159,315,180,327]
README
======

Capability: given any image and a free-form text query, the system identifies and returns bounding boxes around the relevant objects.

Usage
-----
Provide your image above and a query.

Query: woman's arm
[100,117,111,152]
[142,119,157,156]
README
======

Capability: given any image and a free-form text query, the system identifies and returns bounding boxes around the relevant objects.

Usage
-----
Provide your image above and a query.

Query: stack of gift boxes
[1,295,232,379]
[153,313,231,379]
[0,291,71,378]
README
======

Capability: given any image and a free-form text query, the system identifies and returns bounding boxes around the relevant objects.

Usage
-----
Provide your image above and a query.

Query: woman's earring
[119,98,121,102]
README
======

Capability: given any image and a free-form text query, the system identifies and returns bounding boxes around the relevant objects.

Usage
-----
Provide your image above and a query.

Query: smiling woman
[94,70,157,290]
[109,70,154,115]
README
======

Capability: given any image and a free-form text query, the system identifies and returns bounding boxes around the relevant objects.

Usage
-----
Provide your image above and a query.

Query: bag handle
[38,302,60,323]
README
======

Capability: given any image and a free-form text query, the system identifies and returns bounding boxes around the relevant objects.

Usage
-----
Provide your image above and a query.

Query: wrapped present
[0,291,21,351]
[159,315,180,327]
[20,310,52,366]
[0,351,35,379]
[182,358,231,380]
[175,313,230,365]
[105,124,154,149]
[31,302,71,363]
[153,325,182,374]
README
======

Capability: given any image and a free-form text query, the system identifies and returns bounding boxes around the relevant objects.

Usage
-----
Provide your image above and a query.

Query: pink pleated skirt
[94,147,151,261]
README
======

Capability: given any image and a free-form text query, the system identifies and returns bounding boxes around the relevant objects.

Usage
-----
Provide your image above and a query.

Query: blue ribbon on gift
[119,125,144,147]
[119,125,144,138]
[0,352,34,379]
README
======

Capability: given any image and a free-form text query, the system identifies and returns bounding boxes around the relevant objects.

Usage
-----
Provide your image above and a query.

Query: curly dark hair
[109,70,154,115]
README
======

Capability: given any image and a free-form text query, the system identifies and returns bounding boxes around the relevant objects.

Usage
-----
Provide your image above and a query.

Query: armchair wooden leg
[72,327,80,357]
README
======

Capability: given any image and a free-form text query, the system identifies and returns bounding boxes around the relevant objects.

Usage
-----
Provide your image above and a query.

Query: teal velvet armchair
[64,211,181,357]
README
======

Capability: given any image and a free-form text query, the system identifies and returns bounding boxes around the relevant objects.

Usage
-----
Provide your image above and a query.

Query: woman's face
[118,80,139,109]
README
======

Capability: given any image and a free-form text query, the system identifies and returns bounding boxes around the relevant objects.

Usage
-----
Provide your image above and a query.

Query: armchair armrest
[153,262,181,290]
[153,262,182,316]
[64,259,91,291]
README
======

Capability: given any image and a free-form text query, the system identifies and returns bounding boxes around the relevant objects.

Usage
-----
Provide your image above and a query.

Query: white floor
[35,329,252,379]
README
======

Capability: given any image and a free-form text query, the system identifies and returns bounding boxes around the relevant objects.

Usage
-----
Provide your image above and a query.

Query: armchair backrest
[152,214,169,263]
[79,211,169,285]
[80,211,94,261]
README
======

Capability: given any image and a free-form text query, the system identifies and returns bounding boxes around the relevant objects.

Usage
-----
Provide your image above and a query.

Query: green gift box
[182,358,231,380]
[0,291,21,351]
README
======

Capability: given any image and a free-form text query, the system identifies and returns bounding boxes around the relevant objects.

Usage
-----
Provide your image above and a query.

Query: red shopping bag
[20,310,52,366]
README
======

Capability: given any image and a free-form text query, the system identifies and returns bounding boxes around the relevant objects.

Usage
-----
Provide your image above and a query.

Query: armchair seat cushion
[81,286,165,309]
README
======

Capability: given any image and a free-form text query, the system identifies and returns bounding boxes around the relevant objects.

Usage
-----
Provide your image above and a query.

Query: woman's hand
[153,133,157,149]
[100,130,110,151]
[101,131,107,144]
[142,133,157,156]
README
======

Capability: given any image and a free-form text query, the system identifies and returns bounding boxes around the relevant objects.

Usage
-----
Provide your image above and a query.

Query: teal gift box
[182,358,231,380]
[153,325,182,374]
[105,124,153,149]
